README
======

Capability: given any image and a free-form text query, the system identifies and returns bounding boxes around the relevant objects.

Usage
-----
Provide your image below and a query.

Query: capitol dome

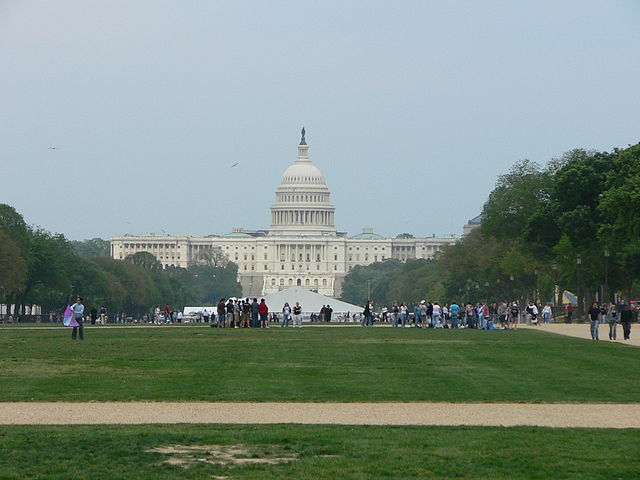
[269,129,336,236]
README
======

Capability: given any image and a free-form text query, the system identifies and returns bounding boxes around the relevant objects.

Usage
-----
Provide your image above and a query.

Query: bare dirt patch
[348,338,471,345]
[146,443,298,469]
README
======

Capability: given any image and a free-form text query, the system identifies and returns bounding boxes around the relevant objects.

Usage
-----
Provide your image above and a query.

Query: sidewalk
[0,402,638,428]
[523,323,639,346]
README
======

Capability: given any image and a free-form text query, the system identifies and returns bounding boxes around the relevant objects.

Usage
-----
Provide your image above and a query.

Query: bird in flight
[231,162,239,168]
[48,146,59,150]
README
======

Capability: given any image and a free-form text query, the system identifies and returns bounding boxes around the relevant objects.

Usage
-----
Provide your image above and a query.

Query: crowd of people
[57,295,635,343]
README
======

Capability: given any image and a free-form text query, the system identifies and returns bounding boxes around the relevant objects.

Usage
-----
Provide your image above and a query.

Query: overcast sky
[1,1,639,241]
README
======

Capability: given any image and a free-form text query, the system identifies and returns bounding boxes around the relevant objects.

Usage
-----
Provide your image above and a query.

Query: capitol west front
[110,132,460,297]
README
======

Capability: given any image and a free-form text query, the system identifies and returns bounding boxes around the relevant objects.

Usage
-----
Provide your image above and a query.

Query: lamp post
[510,275,514,303]
[367,279,371,302]
[576,255,582,322]
[534,268,539,304]
[604,249,610,304]
[552,262,558,322]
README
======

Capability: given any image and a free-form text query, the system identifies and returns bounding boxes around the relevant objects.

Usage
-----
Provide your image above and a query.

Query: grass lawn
[0,424,638,479]
[0,326,637,402]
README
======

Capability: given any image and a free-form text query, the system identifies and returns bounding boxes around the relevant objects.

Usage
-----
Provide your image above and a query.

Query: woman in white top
[542,304,552,324]
[432,302,442,328]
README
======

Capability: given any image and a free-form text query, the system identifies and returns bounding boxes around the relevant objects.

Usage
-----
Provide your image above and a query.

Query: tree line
[0,204,241,318]
[341,142,640,315]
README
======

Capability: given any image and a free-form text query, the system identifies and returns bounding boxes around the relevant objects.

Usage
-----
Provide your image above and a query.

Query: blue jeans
[543,312,550,324]
[401,313,407,327]
[590,320,599,340]
[391,313,399,327]
[432,313,441,327]
[451,313,458,329]
[282,314,290,327]
[251,313,259,328]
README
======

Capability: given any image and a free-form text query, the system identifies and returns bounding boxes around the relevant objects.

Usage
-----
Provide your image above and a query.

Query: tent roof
[262,287,362,314]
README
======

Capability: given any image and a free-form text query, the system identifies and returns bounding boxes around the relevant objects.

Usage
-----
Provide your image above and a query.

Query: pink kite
[63,305,79,327]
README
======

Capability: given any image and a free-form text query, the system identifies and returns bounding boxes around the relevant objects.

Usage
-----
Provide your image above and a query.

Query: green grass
[0,326,637,402]
[0,424,638,479]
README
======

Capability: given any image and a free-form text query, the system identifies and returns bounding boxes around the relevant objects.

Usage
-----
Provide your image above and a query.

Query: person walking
[432,302,442,328]
[606,303,618,340]
[391,302,400,328]
[282,302,291,327]
[70,297,85,340]
[588,302,600,340]
[620,304,633,340]
[292,302,302,328]
[89,306,98,325]
[542,304,552,324]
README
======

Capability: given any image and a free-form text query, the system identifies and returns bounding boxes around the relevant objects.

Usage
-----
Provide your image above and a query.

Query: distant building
[463,213,483,236]
[111,131,464,297]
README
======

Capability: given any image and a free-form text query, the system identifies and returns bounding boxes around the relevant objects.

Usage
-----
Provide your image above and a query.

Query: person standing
[282,302,291,327]
[362,301,373,327]
[606,303,618,340]
[450,301,460,329]
[391,302,400,328]
[99,305,107,324]
[566,304,573,323]
[258,298,269,328]
[620,304,633,340]
[588,302,600,340]
[226,299,235,328]
[292,302,302,328]
[509,303,519,329]
[70,297,85,340]
[203,308,210,323]
[216,298,226,328]
[242,299,251,328]
[325,305,333,323]
[542,304,552,324]
[89,306,98,325]
[432,302,442,328]
[251,298,260,328]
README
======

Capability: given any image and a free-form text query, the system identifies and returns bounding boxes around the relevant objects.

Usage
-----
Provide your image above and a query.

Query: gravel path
[1,402,638,428]
[523,324,640,346]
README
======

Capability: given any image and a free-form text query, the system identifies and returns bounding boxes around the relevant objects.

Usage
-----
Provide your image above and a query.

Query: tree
[125,251,163,271]
[71,238,110,257]
[0,228,27,301]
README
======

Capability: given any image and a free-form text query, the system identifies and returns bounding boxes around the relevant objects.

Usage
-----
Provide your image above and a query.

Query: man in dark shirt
[620,304,633,340]
[226,299,235,328]
[588,302,601,340]
[251,298,260,328]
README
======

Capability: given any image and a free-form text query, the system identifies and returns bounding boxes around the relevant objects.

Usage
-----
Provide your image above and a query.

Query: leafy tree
[71,238,110,257]
[0,228,27,300]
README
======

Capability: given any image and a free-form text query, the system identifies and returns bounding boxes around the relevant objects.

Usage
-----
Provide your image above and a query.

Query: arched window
[289,278,293,286]
[297,279,302,286]
[314,279,318,286]
[280,278,284,286]
[305,279,310,286]
[323,279,327,286]
[271,278,276,286]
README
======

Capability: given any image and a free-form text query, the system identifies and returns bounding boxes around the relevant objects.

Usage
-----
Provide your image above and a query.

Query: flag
[63,305,79,327]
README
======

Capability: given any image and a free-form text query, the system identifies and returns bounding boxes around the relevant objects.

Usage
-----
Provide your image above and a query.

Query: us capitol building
[110,130,472,297]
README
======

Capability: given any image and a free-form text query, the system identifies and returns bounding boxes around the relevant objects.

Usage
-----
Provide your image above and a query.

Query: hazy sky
[2,1,639,241]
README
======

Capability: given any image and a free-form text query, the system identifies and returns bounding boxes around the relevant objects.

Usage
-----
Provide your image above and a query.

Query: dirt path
[522,324,640,346]
[1,402,638,428]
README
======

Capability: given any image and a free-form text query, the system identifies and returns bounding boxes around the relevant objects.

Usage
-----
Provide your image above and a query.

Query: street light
[552,262,558,322]
[576,255,582,322]
[604,249,610,304]
[367,279,371,301]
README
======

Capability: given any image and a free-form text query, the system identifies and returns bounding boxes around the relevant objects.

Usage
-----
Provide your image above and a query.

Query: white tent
[262,287,362,321]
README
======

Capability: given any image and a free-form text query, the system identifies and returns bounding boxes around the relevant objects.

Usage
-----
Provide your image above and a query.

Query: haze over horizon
[1,1,639,241]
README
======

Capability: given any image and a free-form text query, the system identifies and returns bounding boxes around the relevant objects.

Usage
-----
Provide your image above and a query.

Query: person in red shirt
[258,299,269,328]
[566,304,573,323]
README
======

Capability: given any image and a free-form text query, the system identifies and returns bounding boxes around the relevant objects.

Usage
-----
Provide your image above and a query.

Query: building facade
[110,131,461,297]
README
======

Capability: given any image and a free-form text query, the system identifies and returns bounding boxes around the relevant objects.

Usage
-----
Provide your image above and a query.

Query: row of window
[270,278,330,287]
